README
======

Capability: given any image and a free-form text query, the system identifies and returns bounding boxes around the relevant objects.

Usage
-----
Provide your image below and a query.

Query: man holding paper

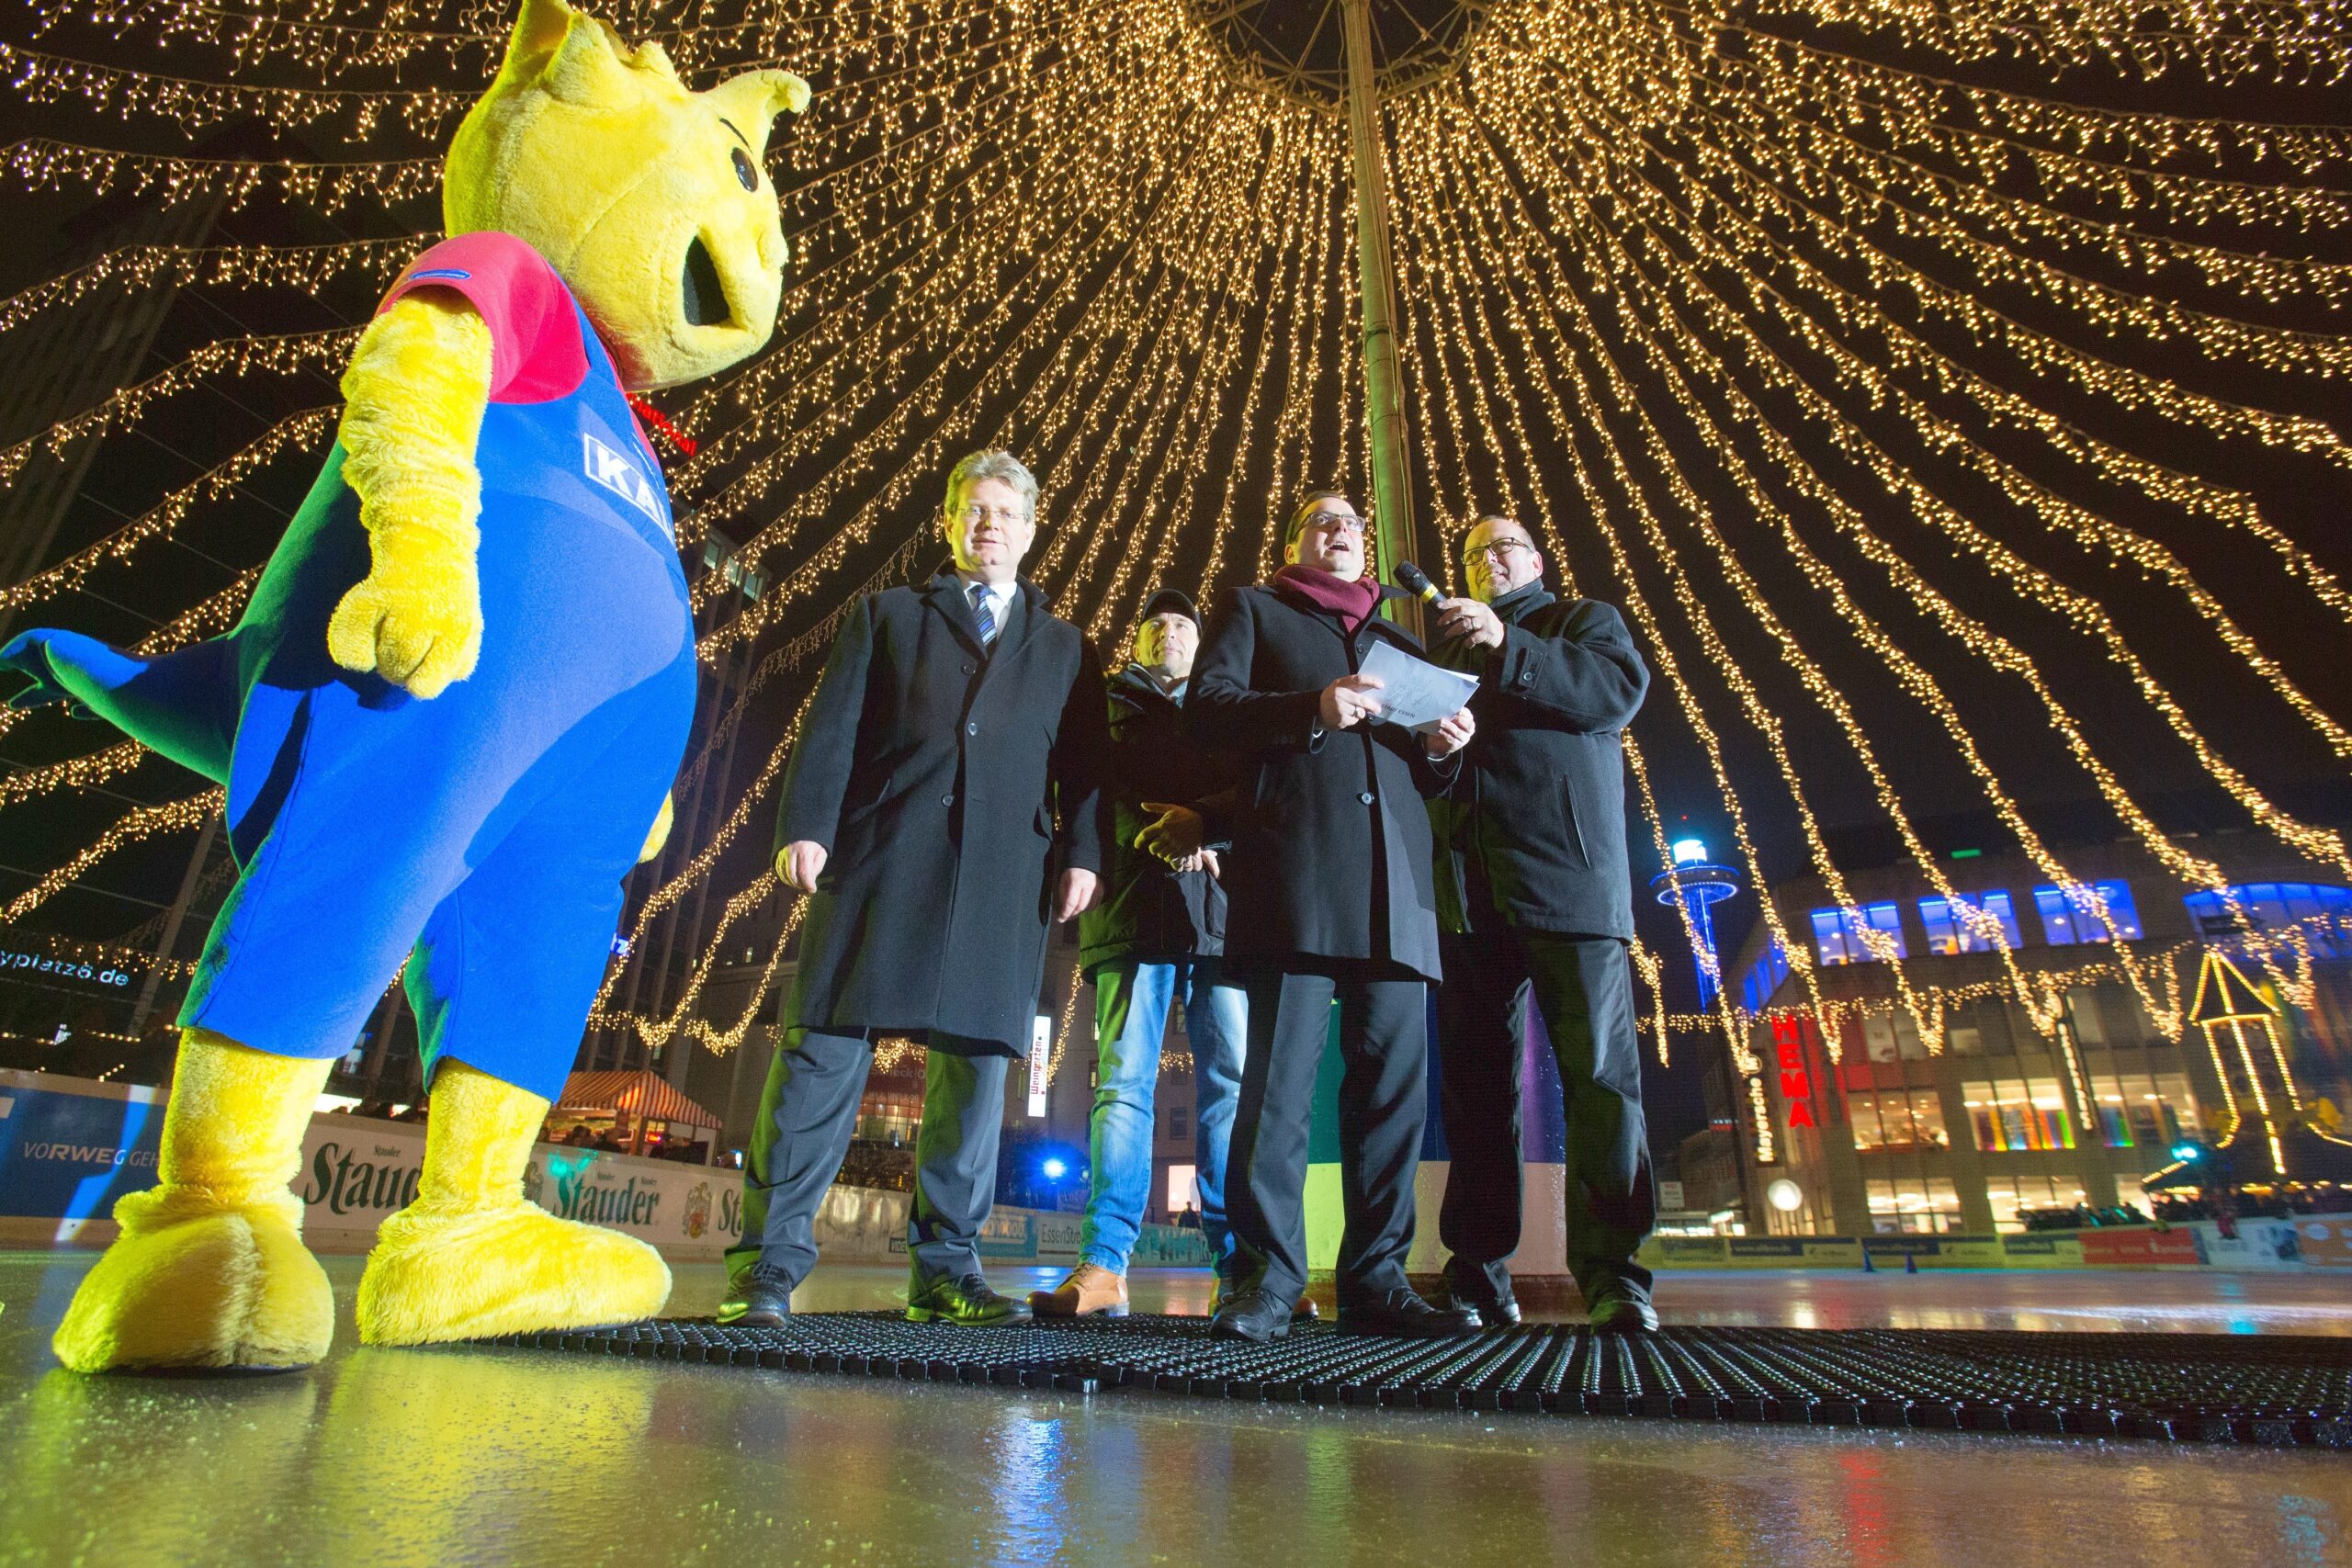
[1424,513,1657,1333]
[1187,489,1478,1342]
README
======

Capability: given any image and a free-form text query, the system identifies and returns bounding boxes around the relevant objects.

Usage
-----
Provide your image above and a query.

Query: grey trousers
[727,1029,1009,1286]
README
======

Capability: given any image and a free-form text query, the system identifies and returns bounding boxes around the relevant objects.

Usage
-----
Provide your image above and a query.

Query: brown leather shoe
[1028,1262,1129,1318]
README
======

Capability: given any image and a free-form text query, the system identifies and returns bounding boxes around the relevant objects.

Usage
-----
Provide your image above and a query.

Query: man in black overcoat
[1187,490,1480,1342]
[1030,588,1250,1321]
[722,449,1108,1327]
[1425,513,1657,1332]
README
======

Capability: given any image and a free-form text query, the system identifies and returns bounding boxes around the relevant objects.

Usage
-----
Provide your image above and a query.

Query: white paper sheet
[1356,640,1480,733]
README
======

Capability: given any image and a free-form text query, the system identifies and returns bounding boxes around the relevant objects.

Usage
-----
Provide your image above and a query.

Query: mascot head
[446,0,810,389]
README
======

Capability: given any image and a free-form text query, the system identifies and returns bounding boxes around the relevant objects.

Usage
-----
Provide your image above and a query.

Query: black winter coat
[1426,583,1649,941]
[1077,665,1239,978]
[1188,581,1459,982]
[774,571,1109,1056]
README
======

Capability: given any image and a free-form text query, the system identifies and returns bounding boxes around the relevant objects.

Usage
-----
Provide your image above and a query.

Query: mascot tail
[1,629,238,784]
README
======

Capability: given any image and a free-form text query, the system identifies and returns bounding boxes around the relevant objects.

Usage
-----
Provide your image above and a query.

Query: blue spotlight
[1041,1156,1069,1182]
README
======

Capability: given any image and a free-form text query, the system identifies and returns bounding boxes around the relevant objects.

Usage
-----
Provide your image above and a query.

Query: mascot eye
[731,147,759,191]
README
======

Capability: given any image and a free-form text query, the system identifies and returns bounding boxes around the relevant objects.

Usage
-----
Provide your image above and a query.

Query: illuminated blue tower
[1650,837,1743,1009]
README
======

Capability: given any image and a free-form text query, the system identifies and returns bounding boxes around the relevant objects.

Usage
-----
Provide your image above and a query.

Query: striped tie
[969,582,998,646]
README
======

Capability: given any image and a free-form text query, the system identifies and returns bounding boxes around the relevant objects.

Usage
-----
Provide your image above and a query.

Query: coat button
[941,793,956,807]
[962,661,978,675]
[1357,791,1376,806]
[967,721,978,736]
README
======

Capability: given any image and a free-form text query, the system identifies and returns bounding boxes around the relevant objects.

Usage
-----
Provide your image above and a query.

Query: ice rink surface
[3,1253,2347,1567]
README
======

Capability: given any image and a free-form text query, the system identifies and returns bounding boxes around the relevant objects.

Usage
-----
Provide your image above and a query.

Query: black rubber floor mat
[485,1314,2352,1448]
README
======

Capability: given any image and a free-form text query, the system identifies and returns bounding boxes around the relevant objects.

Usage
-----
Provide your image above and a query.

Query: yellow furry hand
[330,292,493,699]
[327,541,483,699]
[639,792,674,863]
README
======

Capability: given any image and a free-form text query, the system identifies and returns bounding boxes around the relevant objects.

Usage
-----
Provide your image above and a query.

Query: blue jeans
[1081,956,1247,1272]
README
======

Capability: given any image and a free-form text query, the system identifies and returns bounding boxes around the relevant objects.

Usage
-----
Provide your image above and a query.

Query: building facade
[1717,835,2352,1236]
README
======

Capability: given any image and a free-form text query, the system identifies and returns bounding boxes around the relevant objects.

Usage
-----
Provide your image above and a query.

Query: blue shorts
[176,459,695,1105]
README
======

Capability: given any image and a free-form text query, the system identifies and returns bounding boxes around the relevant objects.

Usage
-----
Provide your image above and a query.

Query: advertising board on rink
[1,1069,1210,1267]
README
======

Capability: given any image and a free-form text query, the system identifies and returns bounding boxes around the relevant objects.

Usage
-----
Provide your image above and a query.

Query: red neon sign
[1770,1017,1817,1129]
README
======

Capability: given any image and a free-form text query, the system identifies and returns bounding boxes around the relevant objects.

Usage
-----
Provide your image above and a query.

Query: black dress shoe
[908,1272,1035,1325]
[1589,1287,1658,1335]
[1442,1263,1521,1328]
[1209,1288,1293,1344]
[1211,1280,1320,1325]
[718,1265,793,1327]
[1340,1287,1480,1338]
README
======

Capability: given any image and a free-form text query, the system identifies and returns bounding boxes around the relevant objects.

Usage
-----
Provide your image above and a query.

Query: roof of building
[2188,951,2279,1025]
[558,1070,720,1128]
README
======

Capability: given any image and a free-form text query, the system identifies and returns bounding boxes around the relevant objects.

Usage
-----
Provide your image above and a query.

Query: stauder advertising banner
[0,1068,742,1259]
[0,1069,1210,1268]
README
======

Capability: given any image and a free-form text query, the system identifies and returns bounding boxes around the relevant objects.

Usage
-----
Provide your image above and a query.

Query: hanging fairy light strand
[1458,30,2324,1021]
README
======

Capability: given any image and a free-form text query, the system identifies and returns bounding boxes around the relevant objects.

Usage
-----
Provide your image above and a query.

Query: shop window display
[1865,1177,1963,1234]
[1961,1078,2075,1152]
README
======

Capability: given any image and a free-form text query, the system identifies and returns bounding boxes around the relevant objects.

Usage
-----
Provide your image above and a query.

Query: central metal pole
[1340,0,1422,629]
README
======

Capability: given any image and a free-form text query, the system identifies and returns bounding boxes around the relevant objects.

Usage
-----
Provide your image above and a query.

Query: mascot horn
[2,0,808,1371]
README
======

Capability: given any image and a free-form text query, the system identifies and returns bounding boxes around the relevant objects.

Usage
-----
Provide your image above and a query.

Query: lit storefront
[1717,843,2352,1236]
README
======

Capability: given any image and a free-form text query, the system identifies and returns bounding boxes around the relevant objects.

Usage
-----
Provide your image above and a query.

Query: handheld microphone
[1394,561,1444,606]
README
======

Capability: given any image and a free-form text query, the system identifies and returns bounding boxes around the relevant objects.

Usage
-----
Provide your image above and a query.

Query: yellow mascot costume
[3,0,807,1371]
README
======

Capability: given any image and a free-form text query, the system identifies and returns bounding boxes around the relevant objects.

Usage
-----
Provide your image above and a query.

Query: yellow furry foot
[51,1187,333,1373]
[355,1201,671,1345]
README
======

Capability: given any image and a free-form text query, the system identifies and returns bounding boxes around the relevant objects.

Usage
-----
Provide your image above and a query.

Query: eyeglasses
[957,502,1031,528]
[1302,511,1366,537]
[1464,538,1533,563]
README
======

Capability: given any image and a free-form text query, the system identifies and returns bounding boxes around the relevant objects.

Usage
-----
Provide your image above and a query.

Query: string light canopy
[2,1,2349,1168]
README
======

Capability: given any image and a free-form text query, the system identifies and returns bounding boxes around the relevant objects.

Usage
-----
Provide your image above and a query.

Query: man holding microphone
[1423,513,1656,1333]
[1188,490,1478,1342]
[723,449,1107,1328]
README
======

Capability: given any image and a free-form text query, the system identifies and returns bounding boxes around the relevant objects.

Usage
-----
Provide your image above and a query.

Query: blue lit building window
[2183,882,2352,959]
[2032,881,2143,945]
[1742,940,1792,1012]
[1811,903,1907,965]
[1811,908,1854,965]
[1917,891,2023,955]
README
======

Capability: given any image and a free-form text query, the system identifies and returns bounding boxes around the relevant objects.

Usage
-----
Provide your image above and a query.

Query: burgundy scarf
[1272,565,1381,632]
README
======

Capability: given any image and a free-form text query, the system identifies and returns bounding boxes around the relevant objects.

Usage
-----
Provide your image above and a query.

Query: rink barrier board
[1639,1219,2341,1270]
[6,1069,2330,1271]
[489,1314,2352,1450]
[0,1069,1211,1267]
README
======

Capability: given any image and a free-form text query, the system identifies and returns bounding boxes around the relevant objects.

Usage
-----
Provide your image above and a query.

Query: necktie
[969,582,999,647]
